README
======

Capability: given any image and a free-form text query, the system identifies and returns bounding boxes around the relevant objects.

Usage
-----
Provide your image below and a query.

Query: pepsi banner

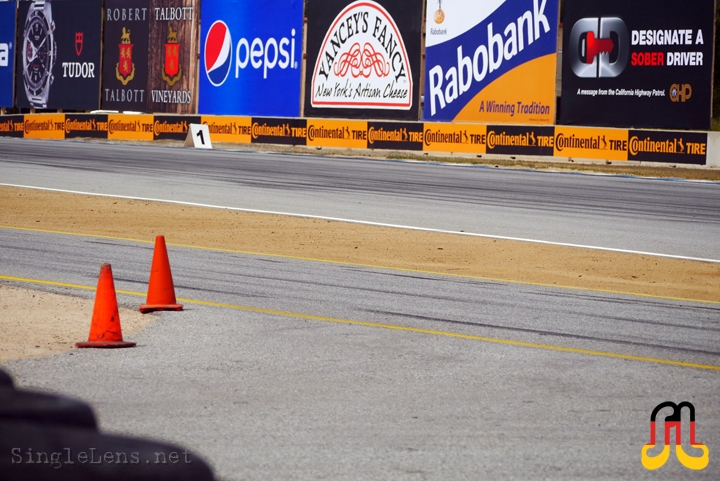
[199,0,303,117]
[0,1,16,108]
[15,0,102,110]
[304,0,423,120]
[102,0,151,111]
[560,0,715,130]
[424,0,558,125]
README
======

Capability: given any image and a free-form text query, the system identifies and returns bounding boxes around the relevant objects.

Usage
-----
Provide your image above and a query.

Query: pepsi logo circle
[204,21,232,87]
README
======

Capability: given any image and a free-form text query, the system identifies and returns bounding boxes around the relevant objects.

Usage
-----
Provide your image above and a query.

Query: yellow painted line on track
[2,224,719,306]
[1,273,720,372]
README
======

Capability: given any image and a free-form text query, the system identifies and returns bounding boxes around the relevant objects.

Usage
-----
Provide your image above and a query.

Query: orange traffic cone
[76,264,136,348]
[139,235,183,313]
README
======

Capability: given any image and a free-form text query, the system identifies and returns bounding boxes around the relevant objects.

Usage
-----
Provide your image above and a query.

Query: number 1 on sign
[185,124,212,149]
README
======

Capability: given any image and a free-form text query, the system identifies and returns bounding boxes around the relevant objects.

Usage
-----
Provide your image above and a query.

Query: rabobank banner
[424,0,558,124]
[199,0,303,116]
[0,1,16,108]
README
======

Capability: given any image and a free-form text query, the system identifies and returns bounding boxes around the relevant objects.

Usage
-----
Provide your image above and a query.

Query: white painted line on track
[3,182,719,264]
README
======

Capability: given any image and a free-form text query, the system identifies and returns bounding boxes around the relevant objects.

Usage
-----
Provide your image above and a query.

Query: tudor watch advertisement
[16,0,102,110]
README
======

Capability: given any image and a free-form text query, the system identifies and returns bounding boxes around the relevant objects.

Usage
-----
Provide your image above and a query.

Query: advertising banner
[107,113,154,140]
[304,0,423,120]
[560,0,715,130]
[422,122,487,153]
[15,0,102,110]
[250,117,307,145]
[200,115,252,143]
[627,130,707,164]
[0,115,24,137]
[198,0,303,117]
[147,0,199,114]
[424,0,558,125]
[366,121,423,149]
[553,126,629,161]
[153,114,199,139]
[22,113,65,139]
[486,125,555,156]
[306,119,368,149]
[0,1,16,108]
[102,0,151,111]
[65,113,108,138]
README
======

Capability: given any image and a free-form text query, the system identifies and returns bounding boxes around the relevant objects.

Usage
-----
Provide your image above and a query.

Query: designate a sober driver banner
[16,0,102,110]
[304,0,423,120]
[560,0,715,130]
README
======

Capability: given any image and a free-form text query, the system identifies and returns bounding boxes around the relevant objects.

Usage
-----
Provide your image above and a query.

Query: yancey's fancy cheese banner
[423,0,558,125]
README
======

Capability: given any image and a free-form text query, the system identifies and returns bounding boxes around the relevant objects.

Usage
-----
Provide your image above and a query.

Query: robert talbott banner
[16,0,102,110]
[304,0,423,120]
[560,0,715,130]
[147,0,199,114]
[102,0,150,111]
[0,1,16,108]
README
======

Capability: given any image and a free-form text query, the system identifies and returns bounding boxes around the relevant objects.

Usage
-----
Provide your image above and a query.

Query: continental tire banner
[147,0,199,113]
[304,0,423,120]
[102,0,151,111]
[0,114,710,165]
[199,0,303,116]
[424,0,558,125]
[560,0,715,130]
[0,1,16,108]
[16,0,102,110]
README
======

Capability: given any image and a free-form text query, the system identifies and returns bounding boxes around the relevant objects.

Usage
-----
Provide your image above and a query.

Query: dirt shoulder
[1,184,719,363]
[0,285,153,363]
[1,186,718,303]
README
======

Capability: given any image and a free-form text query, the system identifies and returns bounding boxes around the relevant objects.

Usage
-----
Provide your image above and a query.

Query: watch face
[24,12,52,94]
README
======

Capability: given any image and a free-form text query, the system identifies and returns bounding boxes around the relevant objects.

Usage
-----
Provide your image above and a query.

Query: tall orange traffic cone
[76,264,136,348]
[139,235,183,313]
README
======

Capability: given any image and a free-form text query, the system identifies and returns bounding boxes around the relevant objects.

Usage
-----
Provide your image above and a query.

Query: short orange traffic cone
[139,235,183,313]
[76,264,136,348]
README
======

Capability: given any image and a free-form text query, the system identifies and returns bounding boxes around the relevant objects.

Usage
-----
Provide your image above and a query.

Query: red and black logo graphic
[161,26,182,87]
[569,17,629,78]
[75,32,83,56]
[641,402,709,471]
[116,27,135,86]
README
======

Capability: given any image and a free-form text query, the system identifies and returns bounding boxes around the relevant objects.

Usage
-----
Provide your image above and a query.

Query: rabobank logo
[204,21,232,87]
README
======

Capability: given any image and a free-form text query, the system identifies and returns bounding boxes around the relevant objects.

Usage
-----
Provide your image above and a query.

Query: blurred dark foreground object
[0,369,215,481]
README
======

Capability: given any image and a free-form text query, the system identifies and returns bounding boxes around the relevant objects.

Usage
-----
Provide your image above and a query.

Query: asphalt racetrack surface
[1,138,719,479]
[1,138,719,260]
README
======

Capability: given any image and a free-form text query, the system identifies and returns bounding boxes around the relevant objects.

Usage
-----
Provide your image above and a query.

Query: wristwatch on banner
[22,0,56,109]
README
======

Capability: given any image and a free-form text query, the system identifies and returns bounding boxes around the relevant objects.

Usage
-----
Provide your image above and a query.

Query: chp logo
[641,402,709,471]
[204,20,232,87]
[670,83,692,102]
[311,0,412,109]
[569,17,629,78]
